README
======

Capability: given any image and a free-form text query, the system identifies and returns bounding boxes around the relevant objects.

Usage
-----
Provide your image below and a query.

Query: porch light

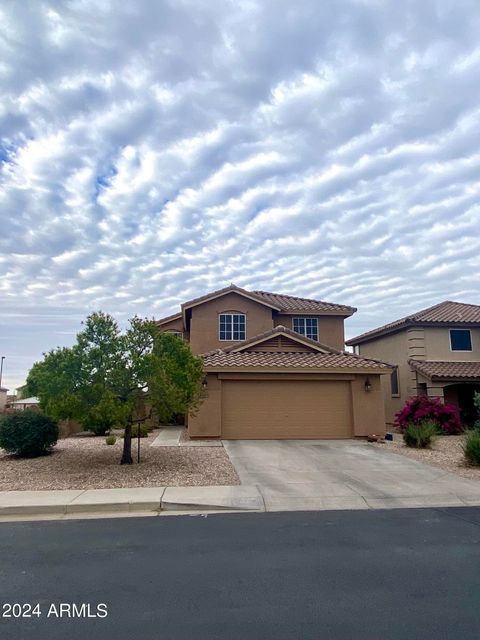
[202,378,208,390]
[364,378,372,392]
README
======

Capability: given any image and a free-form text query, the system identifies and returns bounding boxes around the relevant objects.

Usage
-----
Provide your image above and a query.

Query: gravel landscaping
[0,431,240,490]
[374,435,480,480]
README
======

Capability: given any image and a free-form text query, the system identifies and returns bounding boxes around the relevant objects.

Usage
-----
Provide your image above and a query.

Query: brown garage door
[221,380,353,439]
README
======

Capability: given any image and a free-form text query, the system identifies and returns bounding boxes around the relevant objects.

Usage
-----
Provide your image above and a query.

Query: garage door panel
[222,380,352,439]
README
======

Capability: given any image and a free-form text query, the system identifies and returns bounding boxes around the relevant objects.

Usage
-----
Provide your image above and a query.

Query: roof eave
[156,313,183,326]
[347,319,480,346]
[279,308,356,317]
[204,365,393,374]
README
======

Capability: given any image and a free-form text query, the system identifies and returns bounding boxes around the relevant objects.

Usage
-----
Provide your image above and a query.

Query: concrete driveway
[223,439,480,511]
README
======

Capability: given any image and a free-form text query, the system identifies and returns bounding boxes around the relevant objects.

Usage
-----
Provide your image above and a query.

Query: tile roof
[347,301,480,345]
[157,284,356,324]
[223,325,336,354]
[409,360,480,380]
[203,349,392,371]
[181,284,281,311]
[252,290,356,314]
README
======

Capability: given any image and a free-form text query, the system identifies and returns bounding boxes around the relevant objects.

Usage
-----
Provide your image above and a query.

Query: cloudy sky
[1,0,480,390]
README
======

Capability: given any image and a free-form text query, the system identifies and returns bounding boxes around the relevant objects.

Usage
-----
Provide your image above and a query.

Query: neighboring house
[157,284,392,439]
[0,388,7,412]
[346,301,480,427]
[8,396,40,411]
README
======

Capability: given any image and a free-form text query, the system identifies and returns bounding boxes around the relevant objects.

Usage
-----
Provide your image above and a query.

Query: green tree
[26,312,205,464]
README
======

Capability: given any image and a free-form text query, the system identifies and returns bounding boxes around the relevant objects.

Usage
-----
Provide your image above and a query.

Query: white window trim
[165,330,183,338]
[218,313,247,341]
[449,328,472,352]
[292,317,319,341]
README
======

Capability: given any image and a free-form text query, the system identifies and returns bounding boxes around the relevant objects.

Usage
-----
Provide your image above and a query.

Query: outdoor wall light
[364,378,372,392]
[202,379,208,390]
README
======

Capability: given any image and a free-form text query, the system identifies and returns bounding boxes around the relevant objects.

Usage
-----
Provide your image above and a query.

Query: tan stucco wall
[350,375,386,437]
[358,331,408,426]
[188,372,386,439]
[187,374,222,437]
[0,390,7,411]
[424,327,480,360]
[158,317,185,333]
[274,314,346,350]
[188,292,274,354]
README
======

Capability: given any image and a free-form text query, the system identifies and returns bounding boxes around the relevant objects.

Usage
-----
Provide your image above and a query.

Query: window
[293,317,318,341]
[450,329,472,351]
[390,367,400,396]
[166,330,183,339]
[219,314,246,341]
[353,345,360,355]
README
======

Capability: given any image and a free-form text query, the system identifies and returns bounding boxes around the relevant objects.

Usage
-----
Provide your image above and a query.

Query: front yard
[0,430,240,490]
[375,435,480,480]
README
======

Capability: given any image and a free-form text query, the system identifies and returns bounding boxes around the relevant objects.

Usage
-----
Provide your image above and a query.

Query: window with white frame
[449,329,472,351]
[293,317,318,341]
[219,313,246,341]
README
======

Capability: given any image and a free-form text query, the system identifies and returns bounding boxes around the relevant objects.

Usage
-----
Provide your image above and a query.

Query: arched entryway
[443,384,480,427]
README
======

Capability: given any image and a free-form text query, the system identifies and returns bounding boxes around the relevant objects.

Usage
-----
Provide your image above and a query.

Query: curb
[0,486,265,520]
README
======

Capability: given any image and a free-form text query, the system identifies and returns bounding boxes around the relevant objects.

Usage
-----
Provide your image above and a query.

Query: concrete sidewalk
[0,486,265,520]
[1,480,480,521]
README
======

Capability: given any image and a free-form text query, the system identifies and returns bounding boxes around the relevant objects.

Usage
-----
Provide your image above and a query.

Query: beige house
[346,301,480,427]
[157,284,392,439]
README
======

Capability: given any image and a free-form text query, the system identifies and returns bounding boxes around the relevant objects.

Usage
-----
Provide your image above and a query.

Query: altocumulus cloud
[1,0,480,387]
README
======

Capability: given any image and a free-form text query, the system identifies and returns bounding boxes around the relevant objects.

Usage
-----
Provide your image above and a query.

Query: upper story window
[450,329,472,351]
[219,313,246,341]
[293,317,318,341]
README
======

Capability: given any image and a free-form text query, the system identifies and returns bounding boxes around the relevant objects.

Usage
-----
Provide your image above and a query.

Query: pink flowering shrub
[394,396,463,435]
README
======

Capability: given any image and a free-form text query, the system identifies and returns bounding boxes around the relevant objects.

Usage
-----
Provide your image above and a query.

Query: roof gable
[347,300,480,346]
[225,325,334,354]
[181,284,281,320]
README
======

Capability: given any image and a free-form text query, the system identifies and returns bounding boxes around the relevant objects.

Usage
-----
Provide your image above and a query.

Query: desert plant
[403,420,438,448]
[395,396,463,435]
[0,411,58,457]
[464,429,480,465]
[105,435,116,445]
[123,424,149,438]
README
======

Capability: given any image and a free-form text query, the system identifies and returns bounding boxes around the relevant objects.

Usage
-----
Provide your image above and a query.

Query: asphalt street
[1,508,480,640]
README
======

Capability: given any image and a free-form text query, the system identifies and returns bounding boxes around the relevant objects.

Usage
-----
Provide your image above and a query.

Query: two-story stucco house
[157,284,392,439]
[346,301,480,427]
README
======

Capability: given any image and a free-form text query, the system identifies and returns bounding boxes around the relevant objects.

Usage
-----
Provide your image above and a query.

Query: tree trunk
[120,421,133,465]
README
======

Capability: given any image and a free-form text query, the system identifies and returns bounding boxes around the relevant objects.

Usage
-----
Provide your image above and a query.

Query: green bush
[403,420,438,449]
[85,422,112,436]
[0,411,59,457]
[464,430,480,465]
[105,435,116,445]
[123,424,149,438]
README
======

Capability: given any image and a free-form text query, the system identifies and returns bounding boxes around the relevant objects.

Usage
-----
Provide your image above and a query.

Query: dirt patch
[374,435,480,480]
[0,431,240,490]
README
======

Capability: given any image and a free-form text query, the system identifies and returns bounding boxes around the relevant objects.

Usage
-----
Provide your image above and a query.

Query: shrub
[123,424,149,438]
[85,423,112,436]
[403,420,438,448]
[105,435,116,445]
[464,429,480,465]
[0,411,59,457]
[395,396,463,435]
